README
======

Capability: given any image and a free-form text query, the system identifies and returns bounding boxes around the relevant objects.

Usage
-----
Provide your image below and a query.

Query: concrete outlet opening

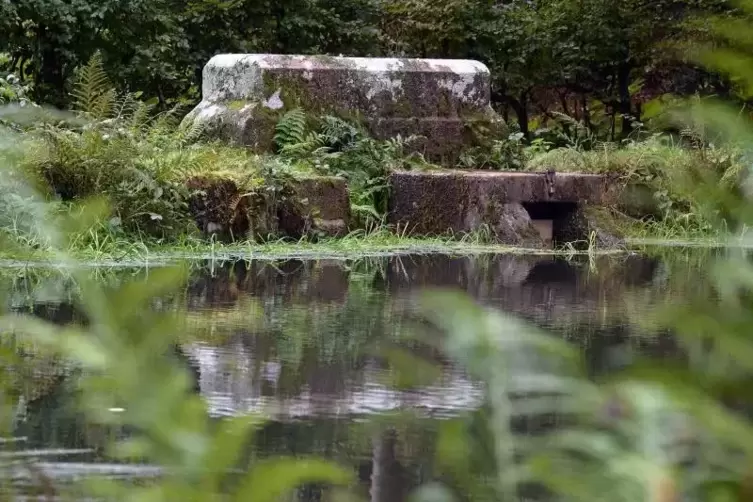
[522,202,579,247]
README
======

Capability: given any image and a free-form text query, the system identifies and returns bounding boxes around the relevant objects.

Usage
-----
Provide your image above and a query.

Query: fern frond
[279,140,319,158]
[551,111,588,131]
[113,93,140,121]
[70,52,115,120]
[128,101,156,132]
[150,105,183,134]
[90,88,117,122]
[274,108,308,152]
[319,115,363,148]
[304,131,326,148]
[179,119,207,144]
[593,141,618,152]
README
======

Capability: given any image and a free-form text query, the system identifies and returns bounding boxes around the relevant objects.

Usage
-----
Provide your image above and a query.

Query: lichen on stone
[186,54,506,163]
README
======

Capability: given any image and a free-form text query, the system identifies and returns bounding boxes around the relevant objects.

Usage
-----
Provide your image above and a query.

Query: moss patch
[186,177,253,242]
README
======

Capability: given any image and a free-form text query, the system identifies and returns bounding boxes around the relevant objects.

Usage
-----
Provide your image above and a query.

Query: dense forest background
[0,0,744,140]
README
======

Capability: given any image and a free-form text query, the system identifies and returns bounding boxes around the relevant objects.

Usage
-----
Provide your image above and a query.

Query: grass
[0,223,628,266]
[527,135,698,174]
[526,130,747,242]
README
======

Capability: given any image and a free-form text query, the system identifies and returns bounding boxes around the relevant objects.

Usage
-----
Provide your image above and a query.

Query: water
[0,252,702,499]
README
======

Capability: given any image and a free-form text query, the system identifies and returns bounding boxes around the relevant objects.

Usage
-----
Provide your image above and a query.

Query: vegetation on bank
[1,53,749,257]
[3,1,753,253]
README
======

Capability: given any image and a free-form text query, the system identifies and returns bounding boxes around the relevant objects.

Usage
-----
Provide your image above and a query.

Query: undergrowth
[1,54,441,251]
[2,54,313,249]
[273,109,432,226]
[3,53,745,251]
[526,126,746,240]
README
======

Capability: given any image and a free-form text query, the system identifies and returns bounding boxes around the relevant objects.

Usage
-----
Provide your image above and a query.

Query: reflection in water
[1,253,696,499]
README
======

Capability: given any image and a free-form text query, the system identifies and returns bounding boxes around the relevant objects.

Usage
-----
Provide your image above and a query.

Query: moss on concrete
[388,170,614,247]
[185,173,350,242]
[189,54,506,163]
[186,176,253,242]
[227,100,252,111]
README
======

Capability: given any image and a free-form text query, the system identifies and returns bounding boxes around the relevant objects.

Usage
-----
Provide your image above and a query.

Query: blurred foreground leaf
[235,457,353,502]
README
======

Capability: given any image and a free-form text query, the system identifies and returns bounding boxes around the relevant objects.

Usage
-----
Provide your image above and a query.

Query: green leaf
[201,414,265,490]
[417,289,576,363]
[435,419,473,479]
[0,315,108,369]
[409,483,456,502]
[107,265,188,320]
[377,346,441,390]
[234,457,352,502]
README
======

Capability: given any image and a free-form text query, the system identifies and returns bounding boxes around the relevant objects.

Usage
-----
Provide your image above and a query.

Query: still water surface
[1,252,700,499]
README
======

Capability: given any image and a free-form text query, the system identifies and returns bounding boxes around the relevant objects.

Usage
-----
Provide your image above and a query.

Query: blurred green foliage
[0,116,357,500]
[396,3,753,500]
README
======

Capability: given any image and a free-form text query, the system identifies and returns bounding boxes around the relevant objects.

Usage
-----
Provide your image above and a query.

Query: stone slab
[187,175,349,241]
[388,170,610,244]
[279,176,351,238]
[183,54,506,163]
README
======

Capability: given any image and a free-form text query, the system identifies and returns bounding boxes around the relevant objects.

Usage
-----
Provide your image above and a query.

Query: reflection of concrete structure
[175,253,680,420]
[6,253,691,500]
[184,254,663,326]
[185,342,483,420]
[385,254,662,326]
[370,428,408,502]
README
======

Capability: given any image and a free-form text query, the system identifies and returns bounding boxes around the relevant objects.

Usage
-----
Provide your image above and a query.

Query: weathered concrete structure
[183,54,506,163]
[389,170,620,248]
[187,175,350,242]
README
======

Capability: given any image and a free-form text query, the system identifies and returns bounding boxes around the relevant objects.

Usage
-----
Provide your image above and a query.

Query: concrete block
[183,54,507,163]
[388,170,611,246]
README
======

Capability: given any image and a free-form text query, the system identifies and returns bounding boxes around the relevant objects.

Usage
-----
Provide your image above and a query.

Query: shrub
[274,109,431,227]
[457,133,528,170]
[0,73,34,107]
[13,54,277,243]
[527,134,745,237]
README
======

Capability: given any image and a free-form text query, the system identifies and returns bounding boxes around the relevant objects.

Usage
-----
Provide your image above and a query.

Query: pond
[0,251,704,500]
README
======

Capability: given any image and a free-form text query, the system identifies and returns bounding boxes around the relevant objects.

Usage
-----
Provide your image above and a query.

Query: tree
[0,0,190,106]
[531,0,729,138]
[0,0,735,129]
[0,0,384,108]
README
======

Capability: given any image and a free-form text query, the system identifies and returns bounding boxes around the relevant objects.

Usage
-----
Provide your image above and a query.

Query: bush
[457,132,528,170]
[274,109,432,227]
[0,73,34,106]
[10,55,280,243]
[9,56,437,244]
[527,135,745,237]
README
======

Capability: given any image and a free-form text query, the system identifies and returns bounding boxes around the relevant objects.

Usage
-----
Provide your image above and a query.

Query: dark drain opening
[522,202,579,246]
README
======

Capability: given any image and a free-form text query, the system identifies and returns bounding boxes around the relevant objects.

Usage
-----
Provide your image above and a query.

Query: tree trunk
[582,95,591,131]
[370,428,405,502]
[512,92,530,140]
[35,24,65,107]
[559,91,571,118]
[492,90,529,138]
[35,25,66,107]
[617,62,634,139]
[273,5,286,51]
[441,38,451,58]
